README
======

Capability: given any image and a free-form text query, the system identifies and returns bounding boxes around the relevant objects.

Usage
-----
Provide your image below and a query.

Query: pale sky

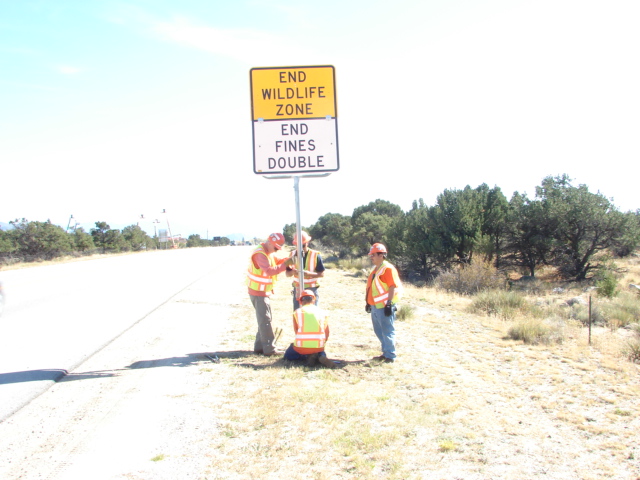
[1,0,639,240]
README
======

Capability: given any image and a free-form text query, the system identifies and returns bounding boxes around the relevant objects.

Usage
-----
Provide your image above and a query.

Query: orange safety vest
[246,245,277,294]
[293,304,328,353]
[292,249,321,288]
[370,260,402,308]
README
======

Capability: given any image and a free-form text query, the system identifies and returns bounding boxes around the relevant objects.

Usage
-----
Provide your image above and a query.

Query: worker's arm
[289,267,323,278]
[387,286,396,304]
[304,269,324,278]
[253,252,292,276]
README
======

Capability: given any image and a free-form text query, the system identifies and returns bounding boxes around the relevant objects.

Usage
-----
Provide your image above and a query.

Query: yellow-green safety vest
[294,304,327,350]
[292,249,321,288]
[246,245,277,293]
[371,260,402,308]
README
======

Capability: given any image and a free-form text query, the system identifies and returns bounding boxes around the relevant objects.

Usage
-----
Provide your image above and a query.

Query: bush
[508,317,563,345]
[600,293,640,328]
[510,276,548,295]
[435,260,506,295]
[624,339,640,364]
[396,304,415,321]
[623,325,640,363]
[567,303,606,326]
[335,257,370,272]
[469,290,528,320]
[596,270,619,298]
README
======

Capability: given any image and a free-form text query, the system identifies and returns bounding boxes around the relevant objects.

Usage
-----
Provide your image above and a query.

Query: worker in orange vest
[284,289,336,368]
[286,230,325,310]
[365,243,402,363]
[247,232,294,356]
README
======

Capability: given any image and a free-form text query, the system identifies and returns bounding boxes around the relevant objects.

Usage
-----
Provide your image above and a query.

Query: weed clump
[623,325,640,363]
[396,304,415,321]
[600,292,640,328]
[435,260,506,295]
[567,303,606,326]
[507,317,564,345]
[510,276,548,295]
[468,290,528,320]
[438,439,457,452]
[332,257,371,276]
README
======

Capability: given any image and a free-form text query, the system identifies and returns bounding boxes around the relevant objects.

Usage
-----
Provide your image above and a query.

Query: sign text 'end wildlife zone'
[250,65,339,175]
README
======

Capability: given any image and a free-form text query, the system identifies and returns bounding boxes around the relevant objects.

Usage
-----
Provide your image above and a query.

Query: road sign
[250,65,339,176]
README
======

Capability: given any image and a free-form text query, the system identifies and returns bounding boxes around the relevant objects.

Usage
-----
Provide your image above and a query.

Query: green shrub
[469,290,528,320]
[435,260,506,295]
[596,270,619,298]
[396,304,415,321]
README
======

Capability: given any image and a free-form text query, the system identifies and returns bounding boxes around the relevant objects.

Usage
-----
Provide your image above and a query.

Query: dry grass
[198,262,640,479]
[0,251,133,270]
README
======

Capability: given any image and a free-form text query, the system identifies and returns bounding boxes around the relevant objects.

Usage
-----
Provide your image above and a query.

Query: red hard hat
[368,243,387,256]
[268,232,285,250]
[292,231,312,245]
[298,289,316,301]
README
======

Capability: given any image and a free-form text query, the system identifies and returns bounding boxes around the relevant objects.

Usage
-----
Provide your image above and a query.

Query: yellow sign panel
[251,65,336,121]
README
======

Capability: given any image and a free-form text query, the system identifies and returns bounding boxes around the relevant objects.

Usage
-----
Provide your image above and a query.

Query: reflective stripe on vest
[246,245,276,293]
[371,261,402,308]
[294,306,326,349]
[292,249,320,288]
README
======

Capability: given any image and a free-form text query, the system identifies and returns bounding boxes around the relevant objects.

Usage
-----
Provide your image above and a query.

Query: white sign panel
[253,117,338,174]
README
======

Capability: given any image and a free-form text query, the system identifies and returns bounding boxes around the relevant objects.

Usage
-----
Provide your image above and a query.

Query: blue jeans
[371,305,396,359]
[284,343,326,361]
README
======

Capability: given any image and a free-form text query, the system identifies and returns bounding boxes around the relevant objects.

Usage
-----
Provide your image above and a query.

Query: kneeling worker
[284,289,336,368]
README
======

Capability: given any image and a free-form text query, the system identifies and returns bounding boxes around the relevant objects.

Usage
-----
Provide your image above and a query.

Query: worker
[286,230,325,310]
[247,232,294,356]
[365,243,402,363]
[284,289,336,368]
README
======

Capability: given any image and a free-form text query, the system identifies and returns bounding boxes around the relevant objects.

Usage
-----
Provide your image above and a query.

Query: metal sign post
[294,176,304,299]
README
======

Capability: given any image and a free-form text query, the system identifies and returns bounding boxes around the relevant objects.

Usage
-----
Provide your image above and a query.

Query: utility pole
[162,209,176,248]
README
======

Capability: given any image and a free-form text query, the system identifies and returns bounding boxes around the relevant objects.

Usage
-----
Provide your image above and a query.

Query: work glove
[384,302,393,317]
[365,304,371,313]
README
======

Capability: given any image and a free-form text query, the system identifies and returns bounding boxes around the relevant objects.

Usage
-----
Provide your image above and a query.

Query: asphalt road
[0,246,250,421]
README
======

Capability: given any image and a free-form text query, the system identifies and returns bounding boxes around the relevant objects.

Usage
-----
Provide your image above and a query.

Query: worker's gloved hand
[365,304,371,313]
[384,302,393,317]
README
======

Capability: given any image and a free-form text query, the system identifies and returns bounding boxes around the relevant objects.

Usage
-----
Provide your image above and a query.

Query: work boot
[264,349,284,356]
[306,353,319,366]
[318,355,337,369]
